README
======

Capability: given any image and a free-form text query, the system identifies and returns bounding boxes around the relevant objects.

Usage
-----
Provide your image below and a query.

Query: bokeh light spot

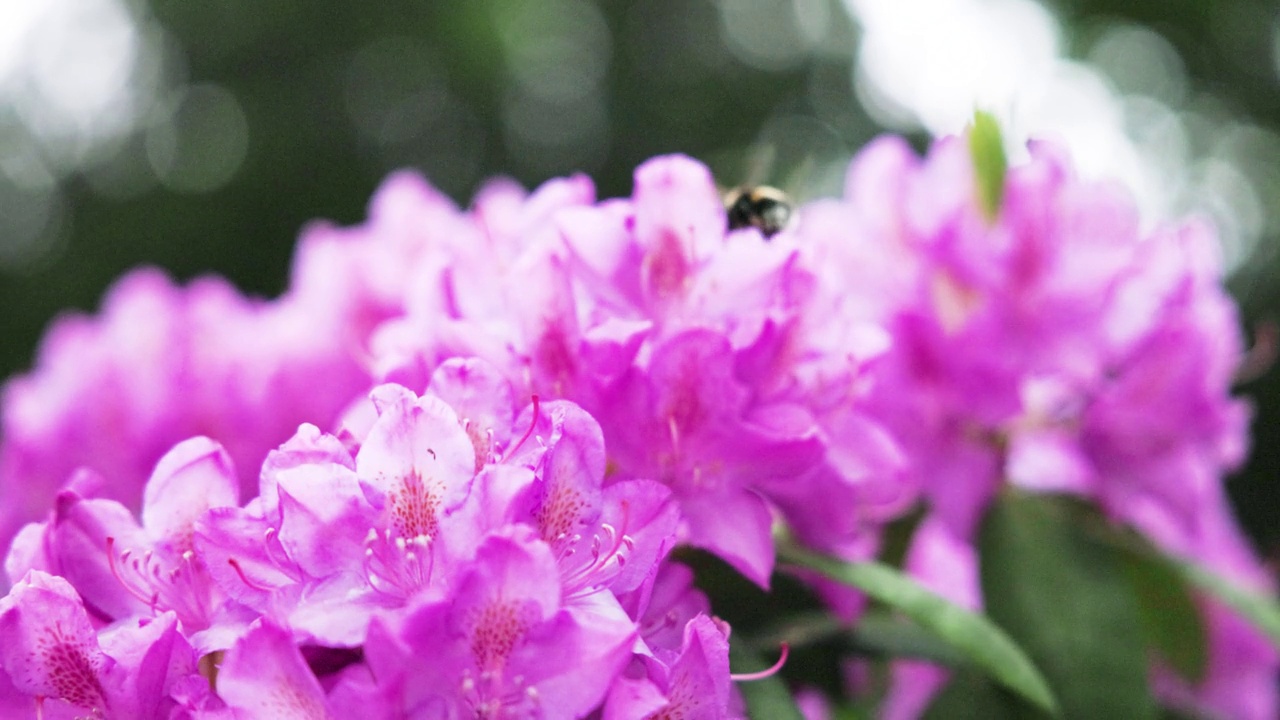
[0,182,65,273]
[146,84,248,194]
[494,0,612,103]
[1087,24,1187,106]
[719,0,830,72]
[493,0,613,175]
[849,0,1059,133]
[503,90,609,175]
[624,0,732,85]
[0,0,162,171]
[345,36,448,146]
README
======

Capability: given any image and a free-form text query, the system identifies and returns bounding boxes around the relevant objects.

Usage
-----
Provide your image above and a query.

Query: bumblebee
[724,185,792,239]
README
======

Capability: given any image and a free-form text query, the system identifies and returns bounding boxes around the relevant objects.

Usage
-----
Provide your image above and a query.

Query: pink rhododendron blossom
[0,268,371,559]
[212,620,337,719]
[6,438,250,652]
[0,362,735,717]
[603,614,736,720]
[0,571,200,719]
[191,365,679,651]
[0,130,1272,718]
[830,134,1274,717]
[609,560,746,720]
[0,171,497,560]
[362,528,635,718]
[616,560,713,657]
[372,154,907,586]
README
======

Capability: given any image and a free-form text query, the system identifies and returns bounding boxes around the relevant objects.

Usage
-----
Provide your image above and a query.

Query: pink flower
[362,528,636,718]
[0,133,1269,718]
[603,614,736,720]
[831,132,1274,718]
[211,620,336,719]
[0,268,371,562]
[0,571,200,719]
[372,155,907,587]
[0,170,482,563]
[6,438,250,652]
[2,357,714,716]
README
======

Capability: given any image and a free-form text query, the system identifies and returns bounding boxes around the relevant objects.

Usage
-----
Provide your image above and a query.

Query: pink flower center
[535,483,587,544]
[362,529,434,599]
[388,470,441,540]
[34,623,107,712]
[643,230,691,301]
[468,599,533,670]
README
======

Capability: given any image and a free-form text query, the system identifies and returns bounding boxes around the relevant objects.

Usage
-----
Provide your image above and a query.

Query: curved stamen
[458,667,541,719]
[173,551,213,620]
[107,537,216,626]
[105,537,160,609]
[730,643,790,682]
[227,558,268,592]
[641,608,682,638]
[556,496,642,598]
[361,529,435,599]
[561,519,636,598]
[262,527,303,580]
[503,395,541,462]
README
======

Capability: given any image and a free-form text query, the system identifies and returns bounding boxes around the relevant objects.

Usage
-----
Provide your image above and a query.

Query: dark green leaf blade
[729,642,805,720]
[780,543,1058,716]
[922,669,1028,720]
[1116,544,1208,682]
[969,110,1007,222]
[1176,561,1280,647]
[1075,517,1279,663]
[847,611,970,666]
[979,491,1156,720]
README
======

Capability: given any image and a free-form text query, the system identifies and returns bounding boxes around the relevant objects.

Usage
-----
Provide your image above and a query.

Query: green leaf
[833,706,873,720]
[779,543,1058,716]
[923,670,1029,720]
[1116,544,1207,682]
[747,610,846,652]
[968,110,1007,222]
[876,504,925,569]
[979,491,1156,720]
[1073,515,1280,663]
[751,609,973,665]
[729,642,805,720]
[848,611,971,666]
[1176,560,1280,648]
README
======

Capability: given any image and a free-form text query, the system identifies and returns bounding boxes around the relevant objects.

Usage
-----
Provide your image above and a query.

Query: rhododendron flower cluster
[370,155,905,590]
[3,359,730,718]
[834,136,1274,719]
[1,128,1274,719]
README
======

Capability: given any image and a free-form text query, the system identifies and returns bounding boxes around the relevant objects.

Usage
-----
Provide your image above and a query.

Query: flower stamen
[730,643,789,682]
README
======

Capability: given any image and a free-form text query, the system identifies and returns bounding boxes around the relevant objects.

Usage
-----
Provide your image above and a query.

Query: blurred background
[0,0,1277,556]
